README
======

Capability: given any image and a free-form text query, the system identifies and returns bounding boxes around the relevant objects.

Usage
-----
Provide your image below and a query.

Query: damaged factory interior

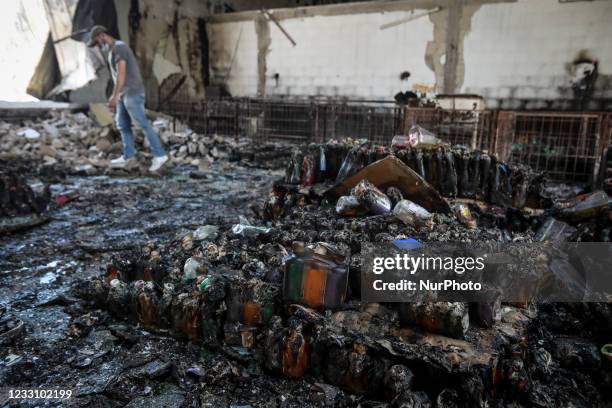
[2,0,612,406]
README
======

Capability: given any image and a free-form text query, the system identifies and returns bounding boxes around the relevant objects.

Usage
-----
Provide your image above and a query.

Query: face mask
[100,43,109,53]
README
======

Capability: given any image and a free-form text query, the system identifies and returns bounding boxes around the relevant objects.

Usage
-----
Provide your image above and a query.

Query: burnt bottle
[282,317,309,378]
[414,149,425,178]
[284,241,307,303]
[443,151,458,198]
[457,151,472,198]
[469,150,481,198]
[479,153,492,200]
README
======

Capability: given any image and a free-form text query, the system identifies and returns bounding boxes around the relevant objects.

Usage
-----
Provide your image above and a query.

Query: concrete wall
[207,0,612,110]
[0,0,49,101]
[462,0,612,110]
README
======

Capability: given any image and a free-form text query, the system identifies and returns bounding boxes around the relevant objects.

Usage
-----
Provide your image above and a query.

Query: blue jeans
[115,93,166,158]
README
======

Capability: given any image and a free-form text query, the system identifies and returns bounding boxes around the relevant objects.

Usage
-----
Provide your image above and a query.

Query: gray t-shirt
[108,40,145,97]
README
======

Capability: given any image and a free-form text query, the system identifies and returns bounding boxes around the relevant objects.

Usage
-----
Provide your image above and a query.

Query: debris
[408,124,441,146]
[3,354,23,367]
[89,103,115,127]
[232,216,271,237]
[556,190,611,222]
[54,190,80,206]
[329,155,450,213]
[535,217,577,242]
[282,317,309,378]
[335,195,367,217]
[4,110,612,406]
[393,199,434,229]
[386,186,404,207]
[398,302,470,339]
[18,128,41,139]
[453,203,477,229]
[0,319,25,346]
[391,134,415,149]
[352,179,392,215]
[0,213,50,233]
[193,225,219,241]
[1,110,294,176]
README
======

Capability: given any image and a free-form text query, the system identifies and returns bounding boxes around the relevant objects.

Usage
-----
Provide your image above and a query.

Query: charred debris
[60,136,612,407]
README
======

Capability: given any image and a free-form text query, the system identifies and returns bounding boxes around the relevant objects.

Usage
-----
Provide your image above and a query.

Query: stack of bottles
[284,140,536,208]
[283,241,350,310]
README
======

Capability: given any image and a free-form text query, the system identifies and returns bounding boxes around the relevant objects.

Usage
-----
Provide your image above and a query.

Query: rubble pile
[0,110,294,174]
[74,137,612,405]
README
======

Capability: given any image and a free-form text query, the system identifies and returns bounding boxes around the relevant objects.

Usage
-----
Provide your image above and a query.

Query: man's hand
[108,94,118,110]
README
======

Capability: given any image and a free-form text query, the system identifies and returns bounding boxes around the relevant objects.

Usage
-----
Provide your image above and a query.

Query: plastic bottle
[453,203,477,229]
[422,151,432,184]
[336,147,359,182]
[391,135,412,149]
[132,281,158,329]
[286,152,302,184]
[183,257,205,284]
[393,199,433,229]
[433,149,444,192]
[386,187,404,208]
[479,153,491,200]
[414,149,425,178]
[293,153,303,183]
[300,155,314,187]
[535,217,577,242]
[408,125,439,145]
[282,318,309,378]
[469,151,481,197]
[317,146,327,182]
[352,179,392,215]
[457,151,472,198]
[284,241,306,303]
[232,216,272,237]
[325,142,339,180]
[398,302,469,339]
[335,195,367,217]
[171,292,201,341]
[443,151,458,198]
[557,190,611,221]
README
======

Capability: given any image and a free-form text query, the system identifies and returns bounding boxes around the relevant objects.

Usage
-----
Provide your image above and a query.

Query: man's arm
[108,60,127,109]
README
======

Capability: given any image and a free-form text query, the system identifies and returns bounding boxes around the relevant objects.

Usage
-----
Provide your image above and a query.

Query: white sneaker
[149,155,169,172]
[109,156,134,169]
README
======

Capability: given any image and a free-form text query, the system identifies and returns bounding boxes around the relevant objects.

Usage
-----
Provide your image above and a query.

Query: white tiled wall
[208,0,612,102]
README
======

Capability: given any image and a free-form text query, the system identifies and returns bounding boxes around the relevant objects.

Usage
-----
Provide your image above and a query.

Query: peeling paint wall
[207,0,612,109]
[112,0,209,107]
[462,0,612,110]
[208,21,259,95]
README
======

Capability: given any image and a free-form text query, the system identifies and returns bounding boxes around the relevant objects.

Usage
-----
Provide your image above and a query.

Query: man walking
[87,25,169,172]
